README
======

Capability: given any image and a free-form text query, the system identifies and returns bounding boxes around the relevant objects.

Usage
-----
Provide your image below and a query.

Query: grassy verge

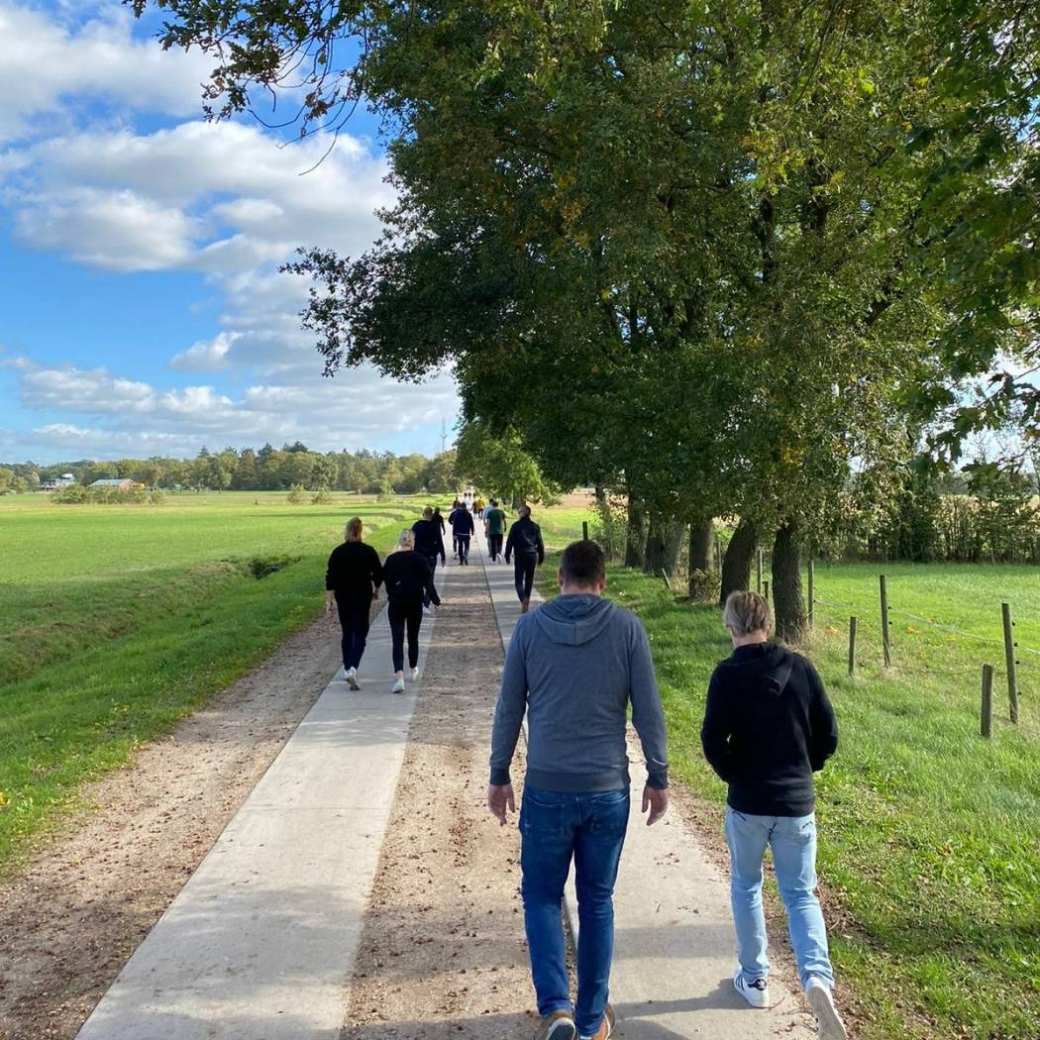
[0,504,411,876]
[538,555,1040,1040]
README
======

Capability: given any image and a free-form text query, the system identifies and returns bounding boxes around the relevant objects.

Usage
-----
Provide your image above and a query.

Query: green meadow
[0,491,427,872]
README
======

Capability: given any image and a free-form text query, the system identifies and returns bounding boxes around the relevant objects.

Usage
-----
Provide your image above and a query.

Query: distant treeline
[0,443,459,495]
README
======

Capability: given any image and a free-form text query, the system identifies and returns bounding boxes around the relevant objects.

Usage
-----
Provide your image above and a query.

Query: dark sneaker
[537,1010,576,1040]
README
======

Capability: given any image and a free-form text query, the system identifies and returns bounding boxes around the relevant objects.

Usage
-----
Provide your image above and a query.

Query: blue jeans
[520,785,629,1036]
[724,807,835,990]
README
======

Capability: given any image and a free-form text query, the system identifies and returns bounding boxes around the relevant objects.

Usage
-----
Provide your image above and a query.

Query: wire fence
[805,567,1038,738]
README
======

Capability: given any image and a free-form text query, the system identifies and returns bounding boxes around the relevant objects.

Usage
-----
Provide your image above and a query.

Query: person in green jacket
[484,499,507,562]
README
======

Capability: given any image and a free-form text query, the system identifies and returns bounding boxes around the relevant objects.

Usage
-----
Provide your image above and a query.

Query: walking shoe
[806,977,847,1040]
[537,1010,576,1040]
[520,598,529,614]
[345,667,360,691]
[733,968,769,1008]
[410,666,420,681]
[391,677,405,694]
[578,1003,615,1040]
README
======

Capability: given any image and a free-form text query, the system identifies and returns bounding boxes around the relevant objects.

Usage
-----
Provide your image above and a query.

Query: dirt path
[341,560,537,1040]
[0,613,344,1040]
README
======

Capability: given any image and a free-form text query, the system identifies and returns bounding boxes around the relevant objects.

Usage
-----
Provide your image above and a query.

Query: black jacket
[382,550,441,608]
[700,642,838,817]
[411,518,446,561]
[325,541,383,601]
[505,516,545,563]
[450,507,475,535]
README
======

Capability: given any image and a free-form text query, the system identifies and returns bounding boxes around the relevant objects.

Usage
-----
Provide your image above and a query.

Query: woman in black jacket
[382,529,441,693]
[324,516,383,690]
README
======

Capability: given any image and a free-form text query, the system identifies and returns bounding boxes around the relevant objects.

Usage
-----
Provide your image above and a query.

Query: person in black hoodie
[382,529,441,693]
[324,516,383,690]
[449,501,476,564]
[701,590,845,1040]
[504,504,545,613]
[411,506,447,604]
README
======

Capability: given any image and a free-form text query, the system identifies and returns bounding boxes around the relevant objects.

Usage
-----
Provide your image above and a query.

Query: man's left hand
[642,785,669,826]
[487,784,515,825]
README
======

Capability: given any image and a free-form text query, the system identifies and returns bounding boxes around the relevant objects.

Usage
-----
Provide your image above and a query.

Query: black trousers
[488,533,504,560]
[513,554,538,602]
[420,552,440,606]
[336,597,371,670]
[457,534,471,564]
[388,600,423,672]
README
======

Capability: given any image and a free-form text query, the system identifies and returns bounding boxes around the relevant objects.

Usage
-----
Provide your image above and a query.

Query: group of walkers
[325,517,440,694]
[327,503,846,1040]
[324,497,547,691]
[488,540,846,1040]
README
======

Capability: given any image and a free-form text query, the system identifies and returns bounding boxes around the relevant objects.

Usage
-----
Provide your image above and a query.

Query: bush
[286,483,306,504]
[311,487,334,504]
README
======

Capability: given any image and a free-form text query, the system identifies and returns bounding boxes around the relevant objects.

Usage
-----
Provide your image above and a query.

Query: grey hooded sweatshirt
[489,594,669,792]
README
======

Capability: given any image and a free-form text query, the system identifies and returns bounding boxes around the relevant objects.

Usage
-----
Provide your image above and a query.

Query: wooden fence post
[848,617,857,677]
[981,663,994,738]
[763,579,770,604]
[756,548,763,594]
[879,574,892,667]
[808,557,815,628]
[1002,603,1019,723]
[714,535,722,573]
[582,520,589,542]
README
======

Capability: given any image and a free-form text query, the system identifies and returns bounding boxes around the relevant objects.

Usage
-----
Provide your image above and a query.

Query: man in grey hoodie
[488,540,669,1040]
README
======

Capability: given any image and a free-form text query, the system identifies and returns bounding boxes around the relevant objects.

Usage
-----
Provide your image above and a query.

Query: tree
[0,467,13,495]
[455,421,560,509]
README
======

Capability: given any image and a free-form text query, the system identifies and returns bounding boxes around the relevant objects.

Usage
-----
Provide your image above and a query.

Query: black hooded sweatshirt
[505,515,545,562]
[700,642,838,817]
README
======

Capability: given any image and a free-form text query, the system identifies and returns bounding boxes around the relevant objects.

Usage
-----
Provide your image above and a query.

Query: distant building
[41,474,77,490]
[89,478,136,490]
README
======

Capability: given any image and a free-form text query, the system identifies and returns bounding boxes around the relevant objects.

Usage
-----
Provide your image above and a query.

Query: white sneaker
[345,667,360,691]
[410,666,420,681]
[806,977,847,1040]
[391,677,405,694]
[733,968,769,1008]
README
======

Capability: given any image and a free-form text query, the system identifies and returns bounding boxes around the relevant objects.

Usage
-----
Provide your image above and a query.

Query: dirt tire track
[0,613,347,1040]
[342,563,536,1040]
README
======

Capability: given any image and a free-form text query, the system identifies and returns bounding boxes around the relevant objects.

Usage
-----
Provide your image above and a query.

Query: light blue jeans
[724,807,835,990]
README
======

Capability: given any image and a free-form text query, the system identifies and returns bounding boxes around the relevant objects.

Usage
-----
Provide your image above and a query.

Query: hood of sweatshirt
[730,642,794,696]
[533,594,616,646]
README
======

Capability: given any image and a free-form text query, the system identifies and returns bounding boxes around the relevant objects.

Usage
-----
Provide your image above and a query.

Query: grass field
[0,491,429,873]
[539,545,1040,1040]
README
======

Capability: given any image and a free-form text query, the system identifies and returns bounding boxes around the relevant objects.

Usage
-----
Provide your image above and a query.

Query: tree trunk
[625,497,647,568]
[719,518,757,606]
[772,520,806,642]
[645,516,684,577]
[688,518,714,599]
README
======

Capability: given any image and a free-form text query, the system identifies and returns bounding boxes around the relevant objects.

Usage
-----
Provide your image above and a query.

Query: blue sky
[0,1,459,464]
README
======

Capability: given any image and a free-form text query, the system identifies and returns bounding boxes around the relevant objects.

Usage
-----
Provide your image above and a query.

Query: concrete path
[75,561,458,1040]
[481,538,816,1039]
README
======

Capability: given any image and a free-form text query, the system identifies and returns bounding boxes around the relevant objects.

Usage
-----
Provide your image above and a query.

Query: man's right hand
[642,785,669,826]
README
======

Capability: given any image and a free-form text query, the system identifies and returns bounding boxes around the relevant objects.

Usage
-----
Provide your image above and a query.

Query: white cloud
[14,186,200,270]
[8,358,458,457]
[170,332,238,372]
[0,3,212,141]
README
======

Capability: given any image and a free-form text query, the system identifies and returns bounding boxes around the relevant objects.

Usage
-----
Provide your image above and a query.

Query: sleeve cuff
[489,768,511,786]
[646,769,669,790]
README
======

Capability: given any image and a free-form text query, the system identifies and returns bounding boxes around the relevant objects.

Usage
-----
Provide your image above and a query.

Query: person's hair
[397,529,415,551]
[433,506,441,514]
[560,540,606,588]
[519,504,531,518]
[490,499,497,507]
[344,516,364,542]
[422,506,433,519]
[723,590,772,636]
